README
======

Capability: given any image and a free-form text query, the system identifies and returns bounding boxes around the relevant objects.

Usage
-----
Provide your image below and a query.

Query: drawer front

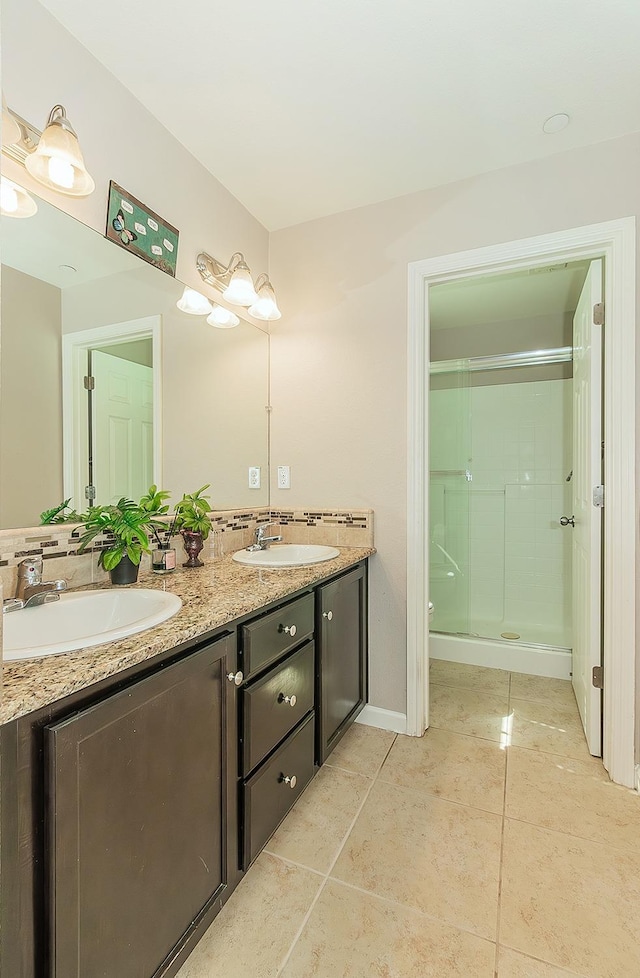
[242,641,315,775]
[243,713,315,868]
[241,593,314,679]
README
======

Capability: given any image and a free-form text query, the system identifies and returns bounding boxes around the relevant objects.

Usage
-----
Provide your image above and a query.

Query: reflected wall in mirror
[0,194,270,529]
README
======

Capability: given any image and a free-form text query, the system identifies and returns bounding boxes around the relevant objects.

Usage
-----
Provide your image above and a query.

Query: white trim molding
[356,706,407,734]
[407,218,636,788]
[62,316,163,509]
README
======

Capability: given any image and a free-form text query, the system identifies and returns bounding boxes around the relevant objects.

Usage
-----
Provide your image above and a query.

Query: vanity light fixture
[0,176,38,218]
[197,251,280,312]
[2,95,21,147]
[207,304,240,329]
[176,286,213,315]
[248,274,282,321]
[23,105,95,197]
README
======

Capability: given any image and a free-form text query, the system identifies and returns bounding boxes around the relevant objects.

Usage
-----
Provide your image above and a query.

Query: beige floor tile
[430,683,511,743]
[500,819,640,978]
[281,879,496,978]
[331,779,502,940]
[509,698,591,760]
[505,747,640,852]
[510,674,577,710]
[379,726,507,814]
[325,722,396,777]
[174,852,322,978]
[265,766,371,873]
[430,658,511,694]
[498,947,587,977]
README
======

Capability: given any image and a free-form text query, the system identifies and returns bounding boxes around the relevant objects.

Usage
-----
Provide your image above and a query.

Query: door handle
[559,516,575,527]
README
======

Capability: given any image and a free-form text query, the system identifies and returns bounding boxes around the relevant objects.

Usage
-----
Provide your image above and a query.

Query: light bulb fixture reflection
[176,286,213,315]
[223,261,258,307]
[207,304,240,329]
[196,251,274,310]
[2,94,21,147]
[0,177,38,218]
[248,274,282,321]
[25,105,95,197]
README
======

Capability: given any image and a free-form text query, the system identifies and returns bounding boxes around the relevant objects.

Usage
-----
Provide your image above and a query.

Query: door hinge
[592,485,604,508]
[593,302,605,326]
[85,485,96,501]
[592,665,604,689]
[84,375,95,391]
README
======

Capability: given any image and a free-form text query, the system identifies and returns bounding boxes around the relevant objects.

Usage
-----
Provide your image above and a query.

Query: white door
[92,350,154,505]
[571,259,603,756]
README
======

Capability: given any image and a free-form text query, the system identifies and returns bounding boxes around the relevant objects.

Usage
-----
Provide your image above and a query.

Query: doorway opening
[62,316,162,512]
[407,219,636,787]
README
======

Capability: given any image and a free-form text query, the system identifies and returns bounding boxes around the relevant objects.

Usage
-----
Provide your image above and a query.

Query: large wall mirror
[0,194,270,529]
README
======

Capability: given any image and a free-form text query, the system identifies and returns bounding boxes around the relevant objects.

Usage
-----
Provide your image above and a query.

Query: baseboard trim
[356,705,407,734]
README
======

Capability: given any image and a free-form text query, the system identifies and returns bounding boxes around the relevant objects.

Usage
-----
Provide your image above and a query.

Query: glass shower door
[429,362,471,634]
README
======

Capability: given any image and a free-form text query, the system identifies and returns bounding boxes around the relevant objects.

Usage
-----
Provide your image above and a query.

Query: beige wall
[0,266,63,525]
[270,132,640,717]
[1,0,268,299]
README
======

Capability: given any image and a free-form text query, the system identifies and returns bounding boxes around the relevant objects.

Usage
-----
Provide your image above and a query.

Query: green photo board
[105,181,179,277]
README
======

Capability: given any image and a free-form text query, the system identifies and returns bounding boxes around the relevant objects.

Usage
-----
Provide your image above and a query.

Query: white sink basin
[3,588,183,662]
[232,544,340,568]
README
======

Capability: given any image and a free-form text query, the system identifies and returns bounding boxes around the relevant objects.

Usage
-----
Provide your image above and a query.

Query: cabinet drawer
[242,713,315,868]
[241,593,314,679]
[242,641,314,775]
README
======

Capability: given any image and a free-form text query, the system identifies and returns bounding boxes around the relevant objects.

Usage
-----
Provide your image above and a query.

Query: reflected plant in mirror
[0,192,270,531]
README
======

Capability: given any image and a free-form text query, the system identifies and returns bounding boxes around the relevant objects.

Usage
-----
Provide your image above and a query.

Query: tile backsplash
[0,507,374,596]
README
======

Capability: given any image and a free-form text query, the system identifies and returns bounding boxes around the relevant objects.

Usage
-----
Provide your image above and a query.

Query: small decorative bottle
[152,542,177,573]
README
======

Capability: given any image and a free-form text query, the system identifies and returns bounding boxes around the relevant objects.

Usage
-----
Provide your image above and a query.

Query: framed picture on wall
[105,181,179,277]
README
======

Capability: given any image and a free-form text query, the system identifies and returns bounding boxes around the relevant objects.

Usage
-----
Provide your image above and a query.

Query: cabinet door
[45,635,236,978]
[317,563,368,764]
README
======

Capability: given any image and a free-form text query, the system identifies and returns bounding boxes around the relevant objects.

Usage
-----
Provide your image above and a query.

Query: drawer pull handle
[282,774,297,789]
[227,670,244,686]
[280,693,297,707]
[280,624,297,637]
[323,610,333,621]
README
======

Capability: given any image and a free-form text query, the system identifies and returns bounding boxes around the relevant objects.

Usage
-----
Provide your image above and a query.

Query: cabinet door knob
[227,670,244,686]
[281,693,297,707]
[281,624,297,637]
[323,610,333,621]
[282,774,297,789]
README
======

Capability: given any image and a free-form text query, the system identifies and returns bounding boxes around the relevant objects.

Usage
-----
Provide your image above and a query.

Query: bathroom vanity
[0,549,370,978]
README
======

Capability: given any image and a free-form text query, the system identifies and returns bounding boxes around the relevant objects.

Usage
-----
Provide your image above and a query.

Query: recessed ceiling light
[543,113,570,134]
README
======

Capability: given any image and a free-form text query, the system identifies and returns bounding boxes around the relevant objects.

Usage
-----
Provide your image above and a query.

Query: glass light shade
[223,266,259,306]
[248,280,282,321]
[25,107,95,197]
[207,304,240,329]
[2,97,21,146]
[0,178,38,218]
[176,287,213,315]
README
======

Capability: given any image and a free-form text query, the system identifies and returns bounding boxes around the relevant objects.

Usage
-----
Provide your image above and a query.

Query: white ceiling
[39,0,640,230]
[430,261,590,330]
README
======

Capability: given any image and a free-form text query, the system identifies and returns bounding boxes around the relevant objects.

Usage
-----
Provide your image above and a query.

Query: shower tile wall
[430,379,572,646]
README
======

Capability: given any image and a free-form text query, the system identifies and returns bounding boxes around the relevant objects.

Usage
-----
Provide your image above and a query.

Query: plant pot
[181,530,204,568]
[109,555,140,585]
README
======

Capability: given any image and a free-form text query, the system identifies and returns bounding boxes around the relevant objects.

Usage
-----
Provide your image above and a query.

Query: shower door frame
[407,218,636,789]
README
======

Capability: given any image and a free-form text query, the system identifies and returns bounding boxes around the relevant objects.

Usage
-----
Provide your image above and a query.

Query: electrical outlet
[277,465,291,489]
[248,466,261,489]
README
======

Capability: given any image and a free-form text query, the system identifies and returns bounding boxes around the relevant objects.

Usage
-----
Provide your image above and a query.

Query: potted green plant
[170,484,212,567]
[78,495,162,585]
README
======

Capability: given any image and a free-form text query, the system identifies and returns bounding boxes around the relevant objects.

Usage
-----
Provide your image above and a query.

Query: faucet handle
[17,556,43,583]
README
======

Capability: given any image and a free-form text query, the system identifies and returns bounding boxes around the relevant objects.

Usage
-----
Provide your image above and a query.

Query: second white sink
[233,544,340,568]
[3,588,183,662]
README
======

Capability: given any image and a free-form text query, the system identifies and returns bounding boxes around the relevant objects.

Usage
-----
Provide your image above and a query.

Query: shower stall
[429,348,573,677]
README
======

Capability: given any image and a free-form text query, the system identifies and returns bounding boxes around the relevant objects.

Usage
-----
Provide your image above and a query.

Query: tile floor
[176,661,640,978]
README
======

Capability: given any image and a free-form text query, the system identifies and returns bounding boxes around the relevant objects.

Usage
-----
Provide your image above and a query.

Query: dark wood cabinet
[316,563,368,763]
[45,635,236,978]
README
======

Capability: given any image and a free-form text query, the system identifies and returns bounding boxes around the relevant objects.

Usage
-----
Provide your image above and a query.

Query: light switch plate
[248,466,261,489]
[277,465,291,489]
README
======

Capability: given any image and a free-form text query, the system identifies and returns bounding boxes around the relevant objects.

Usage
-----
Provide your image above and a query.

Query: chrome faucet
[246,522,283,552]
[3,557,67,612]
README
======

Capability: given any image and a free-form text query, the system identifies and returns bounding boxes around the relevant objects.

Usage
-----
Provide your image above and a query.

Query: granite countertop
[1,547,374,725]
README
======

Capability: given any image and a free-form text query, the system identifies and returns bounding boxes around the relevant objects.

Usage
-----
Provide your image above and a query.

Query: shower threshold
[431,629,571,654]
[429,628,572,679]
